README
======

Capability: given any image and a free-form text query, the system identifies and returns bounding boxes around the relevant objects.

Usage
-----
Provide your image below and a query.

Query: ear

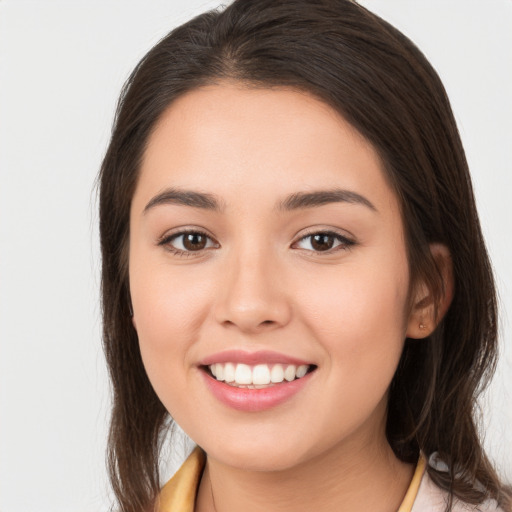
[406,243,454,339]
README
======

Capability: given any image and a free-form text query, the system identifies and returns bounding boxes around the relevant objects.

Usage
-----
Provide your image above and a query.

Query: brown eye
[182,232,208,251]
[295,231,355,253]
[311,233,335,251]
[160,230,218,255]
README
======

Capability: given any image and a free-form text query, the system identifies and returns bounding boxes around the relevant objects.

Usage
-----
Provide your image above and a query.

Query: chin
[211,446,307,472]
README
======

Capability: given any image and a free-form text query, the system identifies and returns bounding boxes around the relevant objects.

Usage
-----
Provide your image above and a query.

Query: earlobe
[406,244,454,339]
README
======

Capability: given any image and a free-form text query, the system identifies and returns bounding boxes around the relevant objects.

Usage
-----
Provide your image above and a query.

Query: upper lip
[198,350,313,367]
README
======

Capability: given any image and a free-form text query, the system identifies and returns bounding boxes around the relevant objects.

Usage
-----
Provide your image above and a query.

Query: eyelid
[157,226,356,257]
[292,228,356,253]
[157,227,219,257]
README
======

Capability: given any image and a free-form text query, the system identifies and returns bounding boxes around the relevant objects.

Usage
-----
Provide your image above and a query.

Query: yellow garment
[158,447,206,512]
[398,455,426,512]
[158,447,426,512]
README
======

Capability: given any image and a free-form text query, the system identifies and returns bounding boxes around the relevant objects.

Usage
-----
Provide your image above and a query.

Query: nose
[213,249,292,334]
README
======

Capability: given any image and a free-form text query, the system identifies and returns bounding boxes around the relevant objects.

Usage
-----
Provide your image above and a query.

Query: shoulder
[412,468,504,512]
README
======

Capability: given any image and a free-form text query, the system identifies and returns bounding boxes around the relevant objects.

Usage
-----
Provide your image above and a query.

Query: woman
[98,1,511,511]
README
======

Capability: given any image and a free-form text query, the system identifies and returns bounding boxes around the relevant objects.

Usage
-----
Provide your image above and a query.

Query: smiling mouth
[202,362,317,389]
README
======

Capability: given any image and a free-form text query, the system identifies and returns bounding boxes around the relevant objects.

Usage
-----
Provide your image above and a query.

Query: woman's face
[129,83,414,471]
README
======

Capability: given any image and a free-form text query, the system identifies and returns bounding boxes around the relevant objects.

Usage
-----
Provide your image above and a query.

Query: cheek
[129,256,214,405]
[130,257,211,341]
[129,263,215,417]
[297,253,409,379]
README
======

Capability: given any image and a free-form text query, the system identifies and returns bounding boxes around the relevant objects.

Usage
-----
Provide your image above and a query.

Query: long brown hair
[98,1,510,510]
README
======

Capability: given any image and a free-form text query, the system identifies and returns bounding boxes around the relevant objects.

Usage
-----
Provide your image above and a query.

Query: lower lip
[201,370,314,412]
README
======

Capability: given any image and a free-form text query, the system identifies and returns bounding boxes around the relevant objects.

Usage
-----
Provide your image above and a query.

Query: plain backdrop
[0,1,511,511]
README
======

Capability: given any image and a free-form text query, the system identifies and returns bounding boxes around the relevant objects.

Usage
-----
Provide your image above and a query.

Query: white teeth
[235,363,252,384]
[224,362,235,383]
[296,364,308,378]
[284,365,296,381]
[253,364,271,385]
[208,362,312,386]
[270,364,285,383]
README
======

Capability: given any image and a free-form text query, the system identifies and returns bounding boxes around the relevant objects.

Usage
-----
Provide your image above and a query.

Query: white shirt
[412,465,503,512]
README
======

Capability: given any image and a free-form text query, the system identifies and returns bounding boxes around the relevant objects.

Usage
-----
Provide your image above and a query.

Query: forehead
[135,82,399,218]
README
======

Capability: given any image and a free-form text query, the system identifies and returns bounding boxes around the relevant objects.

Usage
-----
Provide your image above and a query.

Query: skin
[129,83,447,512]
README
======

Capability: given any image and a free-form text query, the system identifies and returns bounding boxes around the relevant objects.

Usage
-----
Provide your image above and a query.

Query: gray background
[1,1,511,510]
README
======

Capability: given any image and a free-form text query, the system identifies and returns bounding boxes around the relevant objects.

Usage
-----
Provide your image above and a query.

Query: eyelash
[293,230,356,253]
[158,229,356,257]
[158,229,217,258]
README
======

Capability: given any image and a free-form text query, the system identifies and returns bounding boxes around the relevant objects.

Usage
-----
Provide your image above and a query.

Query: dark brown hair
[98,1,510,511]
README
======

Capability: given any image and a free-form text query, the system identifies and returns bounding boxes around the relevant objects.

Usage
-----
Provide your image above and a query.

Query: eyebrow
[143,187,377,214]
[144,188,225,213]
[277,189,377,212]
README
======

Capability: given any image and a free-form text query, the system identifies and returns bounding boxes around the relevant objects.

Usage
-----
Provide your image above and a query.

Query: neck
[195,430,415,512]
